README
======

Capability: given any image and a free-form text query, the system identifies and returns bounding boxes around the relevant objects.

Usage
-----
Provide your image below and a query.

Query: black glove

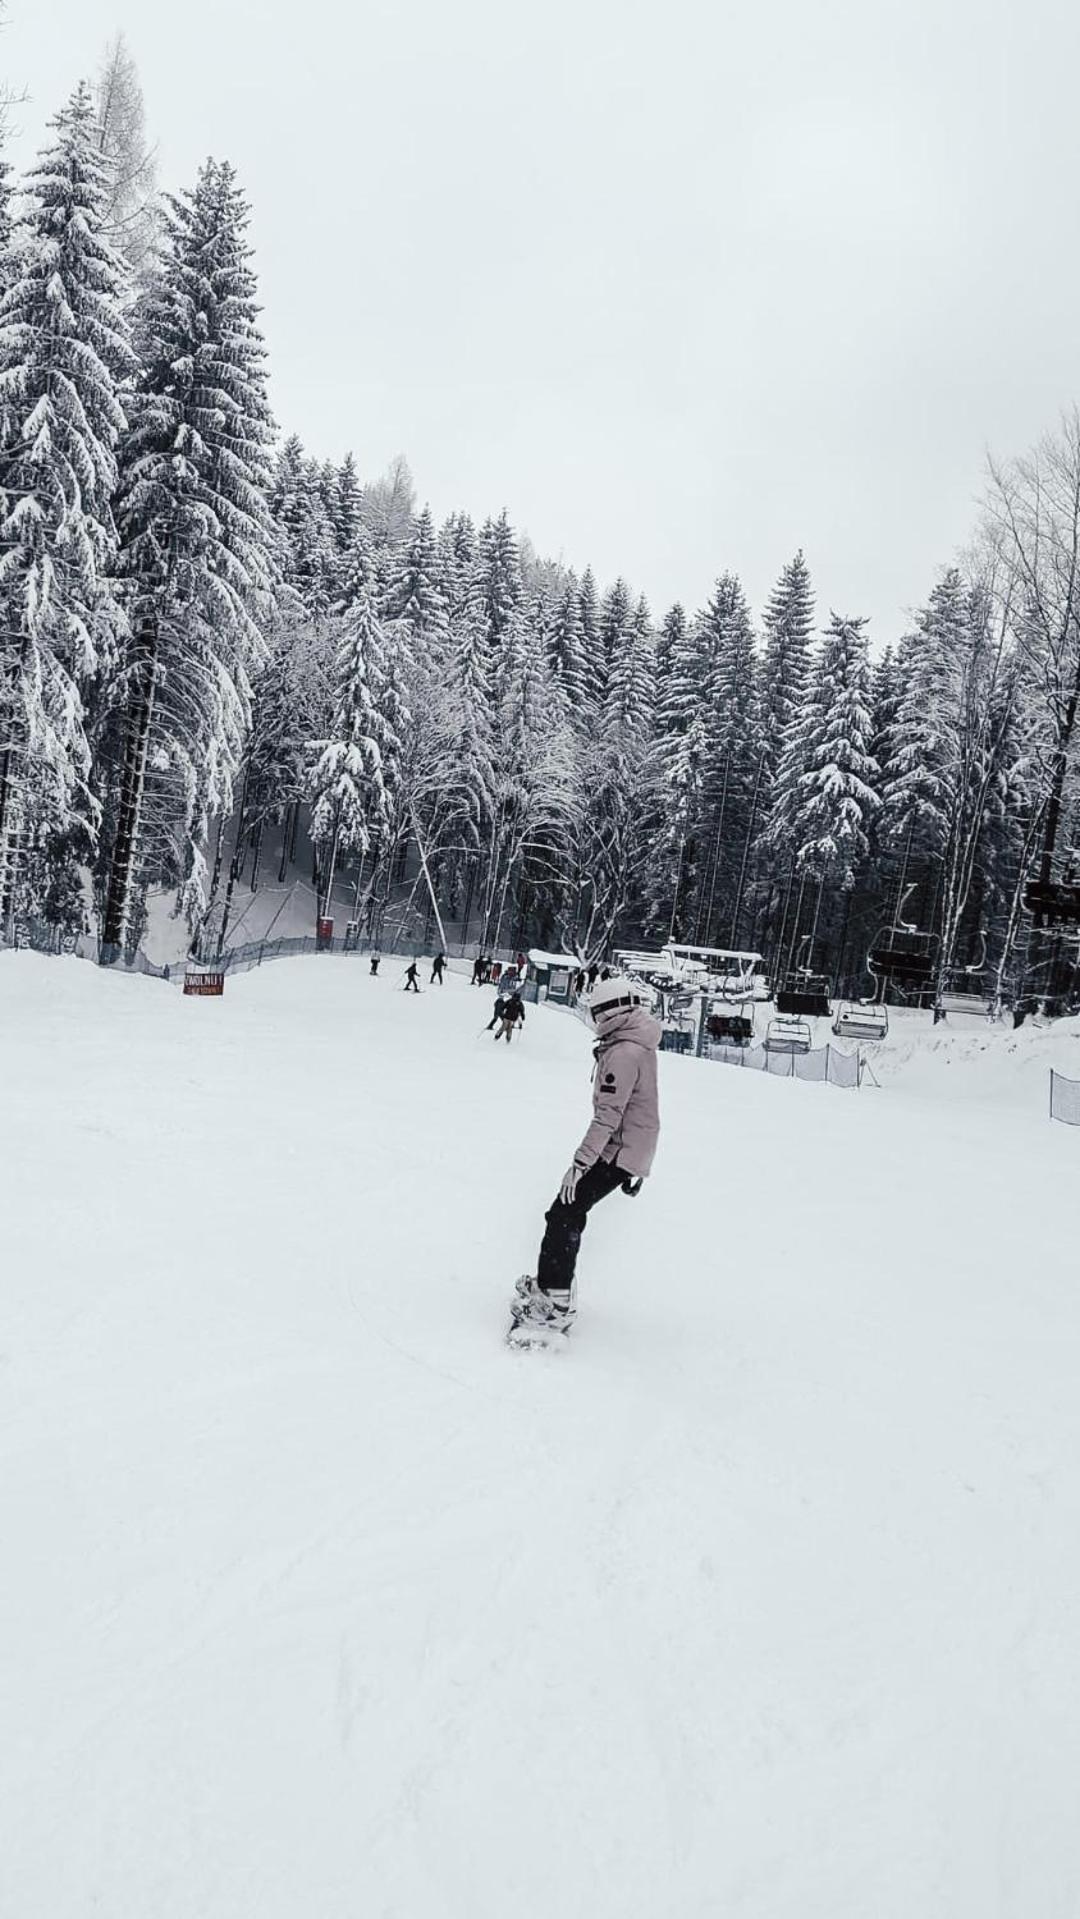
[620,1176,644,1198]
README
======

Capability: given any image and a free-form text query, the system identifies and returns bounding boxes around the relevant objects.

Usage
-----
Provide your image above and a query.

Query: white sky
[4,0,1080,644]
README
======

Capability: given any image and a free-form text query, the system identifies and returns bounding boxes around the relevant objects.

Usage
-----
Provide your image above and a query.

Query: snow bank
[2,951,1079,1918]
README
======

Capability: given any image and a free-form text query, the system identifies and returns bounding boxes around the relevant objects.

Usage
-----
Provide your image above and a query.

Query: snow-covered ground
[3,952,1080,1919]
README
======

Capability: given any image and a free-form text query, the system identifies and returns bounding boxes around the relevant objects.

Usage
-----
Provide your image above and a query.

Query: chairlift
[867,883,938,995]
[832,1001,888,1042]
[1023,879,1080,931]
[764,1014,812,1055]
[708,1007,754,1046]
[710,968,759,1004]
[774,936,832,1018]
[934,929,990,1023]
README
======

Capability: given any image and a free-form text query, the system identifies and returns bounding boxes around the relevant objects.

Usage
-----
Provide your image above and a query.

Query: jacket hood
[594,1005,662,1051]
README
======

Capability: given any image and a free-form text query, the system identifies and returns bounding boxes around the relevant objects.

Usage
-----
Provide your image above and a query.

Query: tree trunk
[101,609,158,957]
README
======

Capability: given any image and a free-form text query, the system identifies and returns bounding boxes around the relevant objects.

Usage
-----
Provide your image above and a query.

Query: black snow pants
[536,1157,629,1294]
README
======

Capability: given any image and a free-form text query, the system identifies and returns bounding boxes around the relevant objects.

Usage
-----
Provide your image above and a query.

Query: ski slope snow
[2,952,1080,1918]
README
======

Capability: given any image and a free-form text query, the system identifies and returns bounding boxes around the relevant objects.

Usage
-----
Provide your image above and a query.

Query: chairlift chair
[934,929,990,1022]
[832,1001,888,1042]
[775,975,832,1017]
[867,883,938,998]
[764,1014,812,1055]
[1023,879,1080,931]
[708,1008,753,1046]
[714,970,757,1004]
[774,937,832,1018]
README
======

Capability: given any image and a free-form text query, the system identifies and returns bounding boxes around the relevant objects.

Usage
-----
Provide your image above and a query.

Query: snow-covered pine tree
[481,608,575,950]
[879,570,969,882]
[0,82,134,931]
[546,573,589,715]
[388,505,450,667]
[309,582,399,919]
[646,602,706,937]
[268,435,338,613]
[331,452,362,556]
[472,509,521,653]
[786,613,878,926]
[759,550,814,784]
[577,565,602,710]
[437,510,477,621]
[440,592,495,869]
[692,574,759,946]
[243,609,332,889]
[101,157,275,951]
[748,552,815,958]
[569,593,654,957]
[0,153,12,260]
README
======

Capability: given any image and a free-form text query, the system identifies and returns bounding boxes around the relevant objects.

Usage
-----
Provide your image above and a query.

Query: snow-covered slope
[3,953,1079,1919]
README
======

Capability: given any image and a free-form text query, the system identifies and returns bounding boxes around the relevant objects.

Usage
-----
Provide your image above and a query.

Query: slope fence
[1,920,516,983]
[210,933,516,978]
[1049,1068,1080,1125]
[707,1040,862,1090]
[1,920,172,979]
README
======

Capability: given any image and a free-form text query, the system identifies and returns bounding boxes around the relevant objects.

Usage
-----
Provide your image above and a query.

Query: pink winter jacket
[574,1006,661,1179]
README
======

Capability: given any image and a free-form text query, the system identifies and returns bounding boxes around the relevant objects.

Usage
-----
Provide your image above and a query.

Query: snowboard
[506,1278,576,1352]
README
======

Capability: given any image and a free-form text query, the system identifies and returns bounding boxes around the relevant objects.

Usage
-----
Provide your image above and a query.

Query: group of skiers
[402,953,447,991]
[469,952,528,986]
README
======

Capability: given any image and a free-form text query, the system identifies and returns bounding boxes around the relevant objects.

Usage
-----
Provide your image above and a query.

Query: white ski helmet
[588,974,650,1021]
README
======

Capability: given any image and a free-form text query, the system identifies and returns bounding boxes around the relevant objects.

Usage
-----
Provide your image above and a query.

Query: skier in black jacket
[494,991,526,1043]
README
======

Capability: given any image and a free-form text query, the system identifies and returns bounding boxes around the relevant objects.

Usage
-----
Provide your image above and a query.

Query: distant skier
[509,975,660,1342]
[431,953,446,986]
[369,953,381,976]
[587,962,599,989]
[404,961,420,993]
[495,990,526,1043]
[471,956,485,986]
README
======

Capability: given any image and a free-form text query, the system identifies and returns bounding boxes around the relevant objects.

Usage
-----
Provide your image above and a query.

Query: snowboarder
[431,953,447,985]
[369,954,381,976]
[404,961,420,993]
[495,991,526,1043]
[509,975,660,1346]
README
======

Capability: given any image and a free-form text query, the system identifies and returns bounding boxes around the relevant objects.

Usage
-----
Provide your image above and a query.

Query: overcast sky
[4,0,1080,643]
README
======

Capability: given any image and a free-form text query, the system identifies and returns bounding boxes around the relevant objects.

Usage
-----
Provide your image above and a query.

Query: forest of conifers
[5,65,1080,1010]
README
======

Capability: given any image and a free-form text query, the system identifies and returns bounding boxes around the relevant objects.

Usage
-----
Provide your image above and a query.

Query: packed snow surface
[3,953,1080,1918]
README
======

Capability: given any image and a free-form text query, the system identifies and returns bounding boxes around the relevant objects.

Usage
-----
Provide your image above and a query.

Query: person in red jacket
[511,975,661,1336]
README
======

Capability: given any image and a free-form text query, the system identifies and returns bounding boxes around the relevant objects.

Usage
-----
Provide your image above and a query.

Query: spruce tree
[691,574,759,944]
[102,156,275,948]
[473,508,521,651]
[331,452,362,554]
[879,569,968,862]
[547,573,589,714]
[788,613,878,890]
[0,83,134,927]
[310,584,399,918]
[437,510,477,620]
[759,550,814,784]
[389,504,450,666]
